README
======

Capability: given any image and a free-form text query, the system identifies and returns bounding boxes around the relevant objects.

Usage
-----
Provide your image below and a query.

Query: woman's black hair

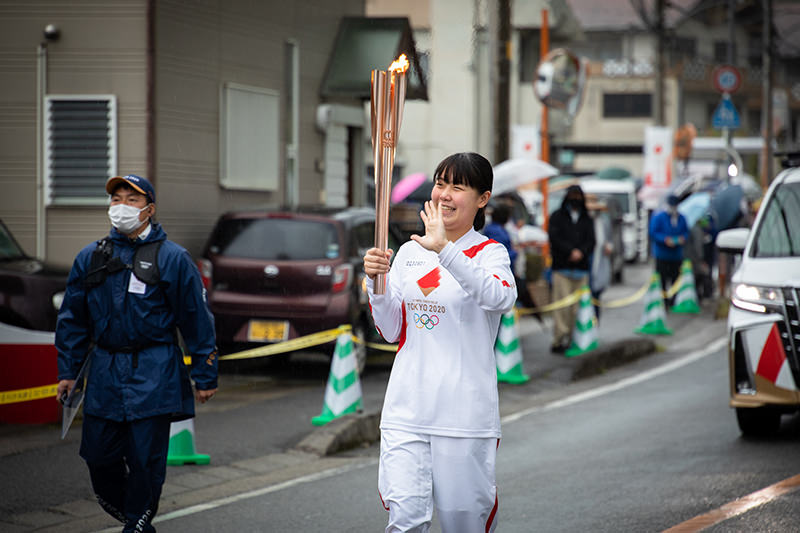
[433,152,493,230]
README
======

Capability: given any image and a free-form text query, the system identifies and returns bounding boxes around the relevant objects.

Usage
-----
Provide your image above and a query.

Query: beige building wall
[0,0,364,267]
[154,0,363,256]
[0,1,149,267]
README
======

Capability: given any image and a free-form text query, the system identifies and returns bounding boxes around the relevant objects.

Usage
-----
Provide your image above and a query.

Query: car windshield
[0,224,26,260]
[752,182,800,258]
[209,218,341,260]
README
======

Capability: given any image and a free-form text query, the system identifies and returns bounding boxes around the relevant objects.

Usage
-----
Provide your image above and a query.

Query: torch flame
[388,54,409,74]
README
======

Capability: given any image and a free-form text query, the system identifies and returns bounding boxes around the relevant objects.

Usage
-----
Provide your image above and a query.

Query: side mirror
[716,228,749,255]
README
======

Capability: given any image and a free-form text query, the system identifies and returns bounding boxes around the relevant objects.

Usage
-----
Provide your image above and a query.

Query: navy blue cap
[106,175,155,203]
[666,194,680,206]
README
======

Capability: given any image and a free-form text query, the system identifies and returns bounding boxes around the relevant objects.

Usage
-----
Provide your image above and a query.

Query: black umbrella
[711,184,744,230]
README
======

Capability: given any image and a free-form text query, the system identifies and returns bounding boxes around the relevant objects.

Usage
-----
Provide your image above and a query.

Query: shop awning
[320,17,428,101]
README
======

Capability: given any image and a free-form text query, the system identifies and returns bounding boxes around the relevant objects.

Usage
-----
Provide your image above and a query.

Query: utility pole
[654,0,665,126]
[489,0,511,164]
[760,0,773,189]
[725,0,736,149]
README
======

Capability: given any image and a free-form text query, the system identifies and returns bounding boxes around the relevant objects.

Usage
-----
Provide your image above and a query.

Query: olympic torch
[371,54,408,294]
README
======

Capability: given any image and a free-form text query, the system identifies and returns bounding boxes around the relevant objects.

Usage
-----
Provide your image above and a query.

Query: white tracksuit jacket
[367,229,517,438]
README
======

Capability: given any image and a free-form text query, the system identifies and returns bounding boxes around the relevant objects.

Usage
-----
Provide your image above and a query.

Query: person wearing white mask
[55,174,218,533]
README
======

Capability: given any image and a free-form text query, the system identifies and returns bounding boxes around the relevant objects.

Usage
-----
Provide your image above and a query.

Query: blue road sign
[712,95,740,130]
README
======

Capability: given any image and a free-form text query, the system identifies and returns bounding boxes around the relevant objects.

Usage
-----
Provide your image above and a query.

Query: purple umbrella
[391,172,428,204]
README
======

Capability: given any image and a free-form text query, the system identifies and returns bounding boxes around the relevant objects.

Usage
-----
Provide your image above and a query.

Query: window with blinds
[44,95,117,206]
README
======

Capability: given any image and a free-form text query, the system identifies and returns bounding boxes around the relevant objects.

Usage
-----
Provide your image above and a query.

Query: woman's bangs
[434,155,475,188]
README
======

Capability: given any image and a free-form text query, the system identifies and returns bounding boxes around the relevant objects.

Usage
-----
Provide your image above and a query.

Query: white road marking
[96,336,727,530]
[501,336,728,424]
[94,459,378,531]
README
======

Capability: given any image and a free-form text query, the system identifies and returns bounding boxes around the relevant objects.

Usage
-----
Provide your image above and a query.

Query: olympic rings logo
[414,313,439,330]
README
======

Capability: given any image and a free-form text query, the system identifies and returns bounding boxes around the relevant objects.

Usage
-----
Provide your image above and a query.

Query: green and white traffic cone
[167,418,210,466]
[671,259,701,314]
[495,309,530,384]
[311,329,363,426]
[635,272,673,335]
[565,286,599,357]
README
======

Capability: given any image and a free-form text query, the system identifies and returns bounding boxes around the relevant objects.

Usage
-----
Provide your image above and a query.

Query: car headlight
[731,283,783,313]
[52,291,65,312]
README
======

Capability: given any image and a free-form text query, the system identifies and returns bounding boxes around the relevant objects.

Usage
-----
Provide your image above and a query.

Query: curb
[568,336,657,380]
[295,336,656,456]
[294,411,381,457]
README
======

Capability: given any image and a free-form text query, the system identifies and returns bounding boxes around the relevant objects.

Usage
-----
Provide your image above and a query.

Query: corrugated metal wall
[0,0,364,266]
[155,0,365,257]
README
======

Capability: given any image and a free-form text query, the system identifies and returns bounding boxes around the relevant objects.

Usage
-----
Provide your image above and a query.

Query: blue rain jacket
[56,223,218,422]
[649,209,690,262]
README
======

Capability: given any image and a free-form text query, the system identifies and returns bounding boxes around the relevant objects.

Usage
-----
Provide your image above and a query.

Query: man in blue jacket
[649,194,690,307]
[56,174,218,533]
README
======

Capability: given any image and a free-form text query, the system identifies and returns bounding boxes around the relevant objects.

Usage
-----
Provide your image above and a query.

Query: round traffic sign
[712,65,741,93]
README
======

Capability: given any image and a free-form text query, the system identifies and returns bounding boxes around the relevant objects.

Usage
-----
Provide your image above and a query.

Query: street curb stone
[296,336,656,456]
[569,337,657,380]
[294,411,381,456]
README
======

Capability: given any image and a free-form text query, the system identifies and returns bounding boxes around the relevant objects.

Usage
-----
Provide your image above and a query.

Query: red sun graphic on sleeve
[417,267,441,296]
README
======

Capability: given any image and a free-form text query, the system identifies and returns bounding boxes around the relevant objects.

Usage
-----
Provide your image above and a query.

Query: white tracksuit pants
[378,429,498,533]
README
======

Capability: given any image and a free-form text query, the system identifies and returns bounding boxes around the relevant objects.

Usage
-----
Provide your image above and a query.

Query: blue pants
[80,413,171,533]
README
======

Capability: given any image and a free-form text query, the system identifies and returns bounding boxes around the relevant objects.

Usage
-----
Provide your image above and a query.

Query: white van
[550,178,641,262]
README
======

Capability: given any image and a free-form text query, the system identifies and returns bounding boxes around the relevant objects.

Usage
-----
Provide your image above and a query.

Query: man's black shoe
[550,343,566,354]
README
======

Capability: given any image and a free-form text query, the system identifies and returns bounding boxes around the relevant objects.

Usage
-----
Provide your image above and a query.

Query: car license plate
[247,320,288,343]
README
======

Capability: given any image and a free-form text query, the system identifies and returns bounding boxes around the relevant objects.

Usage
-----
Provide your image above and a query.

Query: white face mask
[108,204,148,234]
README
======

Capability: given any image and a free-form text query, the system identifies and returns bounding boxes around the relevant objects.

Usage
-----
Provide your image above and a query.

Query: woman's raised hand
[411,200,448,253]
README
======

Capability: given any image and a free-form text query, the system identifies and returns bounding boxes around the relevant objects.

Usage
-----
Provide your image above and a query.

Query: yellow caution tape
[664,275,682,298]
[517,290,582,315]
[360,338,399,352]
[592,281,650,308]
[219,325,352,361]
[4,271,686,403]
[0,383,58,405]
[518,269,684,314]
[2,324,395,405]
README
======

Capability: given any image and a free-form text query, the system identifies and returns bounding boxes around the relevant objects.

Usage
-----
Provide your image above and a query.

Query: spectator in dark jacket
[649,194,690,306]
[548,184,595,353]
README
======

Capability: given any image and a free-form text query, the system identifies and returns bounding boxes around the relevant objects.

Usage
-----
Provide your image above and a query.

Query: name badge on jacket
[128,274,146,294]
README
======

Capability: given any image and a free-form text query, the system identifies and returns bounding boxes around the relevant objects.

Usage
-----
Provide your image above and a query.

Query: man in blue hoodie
[56,175,218,533]
[649,194,690,307]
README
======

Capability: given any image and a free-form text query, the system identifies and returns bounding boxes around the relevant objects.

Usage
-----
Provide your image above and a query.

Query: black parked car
[0,220,68,331]
[199,206,403,372]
